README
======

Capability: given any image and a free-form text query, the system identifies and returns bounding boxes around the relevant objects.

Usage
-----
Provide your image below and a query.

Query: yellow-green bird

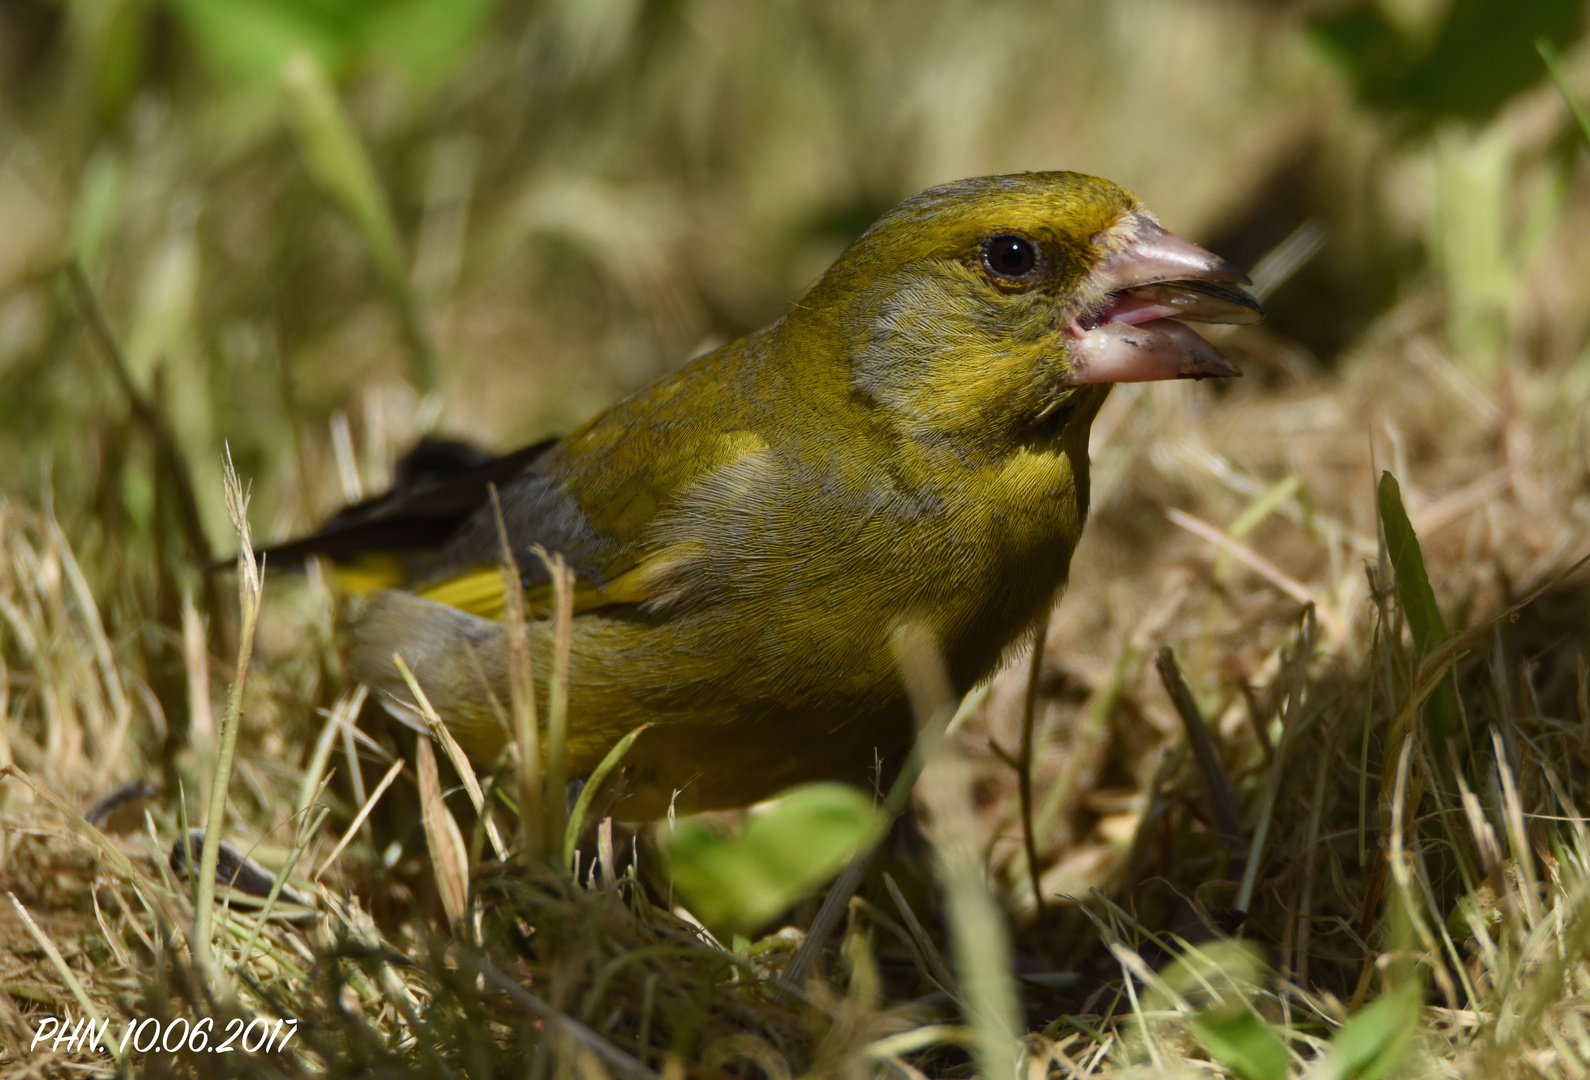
[277,171,1261,820]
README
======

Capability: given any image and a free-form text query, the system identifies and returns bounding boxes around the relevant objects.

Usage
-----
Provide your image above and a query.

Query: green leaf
[664,783,884,937]
[564,723,649,870]
[1189,1006,1289,1080]
[1378,471,1456,744]
[1315,983,1422,1080]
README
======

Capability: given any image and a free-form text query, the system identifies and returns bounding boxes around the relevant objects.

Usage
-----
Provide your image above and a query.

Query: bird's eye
[982,234,1039,281]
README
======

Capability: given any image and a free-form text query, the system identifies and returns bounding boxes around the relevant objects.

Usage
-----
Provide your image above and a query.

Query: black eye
[982,234,1039,280]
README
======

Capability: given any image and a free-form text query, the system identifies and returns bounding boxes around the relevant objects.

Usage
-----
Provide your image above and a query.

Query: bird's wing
[413,426,775,621]
[249,437,556,589]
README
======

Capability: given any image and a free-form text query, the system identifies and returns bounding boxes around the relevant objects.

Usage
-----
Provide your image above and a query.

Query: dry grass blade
[493,487,544,863]
[1167,506,1346,643]
[181,592,212,752]
[416,736,469,930]
[314,757,404,880]
[194,449,262,978]
[393,653,509,862]
[7,891,118,1062]
[1490,727,1543,926]
[882,872,962,1005]
[7,6,1590,1075]
[534,546,576,855]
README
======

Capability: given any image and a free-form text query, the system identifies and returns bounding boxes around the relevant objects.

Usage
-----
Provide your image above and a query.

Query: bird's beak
[1062,216,1263,386]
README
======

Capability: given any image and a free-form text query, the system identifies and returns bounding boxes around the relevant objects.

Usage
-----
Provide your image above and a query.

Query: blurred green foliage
[172,0,497,87]
[1312,0,1583,121]
[92,0,497,120]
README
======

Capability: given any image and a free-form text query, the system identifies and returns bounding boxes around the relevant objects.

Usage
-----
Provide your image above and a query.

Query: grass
[4,1,1590,1076]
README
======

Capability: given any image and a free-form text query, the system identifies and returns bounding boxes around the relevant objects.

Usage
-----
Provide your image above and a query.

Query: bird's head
[792,171,1262,451]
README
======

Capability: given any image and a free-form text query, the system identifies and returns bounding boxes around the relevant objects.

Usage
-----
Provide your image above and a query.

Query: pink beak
[1063,217,1262,385]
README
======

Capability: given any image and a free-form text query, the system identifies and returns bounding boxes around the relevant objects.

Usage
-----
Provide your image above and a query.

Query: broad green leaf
[1313,983,1422,1080]
[1189,1006,1289,1080]
[1378,471,1455,743]
[664,783,883,937]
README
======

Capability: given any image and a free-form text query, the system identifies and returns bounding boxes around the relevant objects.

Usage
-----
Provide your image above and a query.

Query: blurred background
[1,0,1582,547]
[3,0,1590,947]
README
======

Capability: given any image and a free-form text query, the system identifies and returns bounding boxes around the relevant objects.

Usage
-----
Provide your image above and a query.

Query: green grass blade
[564,722,649,872]
[1378,471,1456,743]
[1377,472,1448,655]
[1538,37,1590,148]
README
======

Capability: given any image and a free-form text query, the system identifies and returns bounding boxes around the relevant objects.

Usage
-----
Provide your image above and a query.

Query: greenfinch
[278,171,1261,819]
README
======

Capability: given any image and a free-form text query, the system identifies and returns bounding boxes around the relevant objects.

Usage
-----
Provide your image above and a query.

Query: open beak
[1063,216,1263,386]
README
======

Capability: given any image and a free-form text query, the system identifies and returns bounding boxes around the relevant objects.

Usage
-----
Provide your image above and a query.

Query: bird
[272,171,1262,821]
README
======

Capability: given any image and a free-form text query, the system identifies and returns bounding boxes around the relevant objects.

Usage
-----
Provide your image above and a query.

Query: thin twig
[1018,618,1050,918]
[1154,648,1242,845]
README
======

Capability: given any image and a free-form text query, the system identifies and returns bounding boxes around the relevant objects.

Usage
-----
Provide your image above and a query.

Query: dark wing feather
[253,437,556,567]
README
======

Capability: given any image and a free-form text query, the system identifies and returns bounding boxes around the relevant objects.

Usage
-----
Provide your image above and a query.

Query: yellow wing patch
[330,553,410,596]
[419,569,511,619]
[418,566,648,621]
